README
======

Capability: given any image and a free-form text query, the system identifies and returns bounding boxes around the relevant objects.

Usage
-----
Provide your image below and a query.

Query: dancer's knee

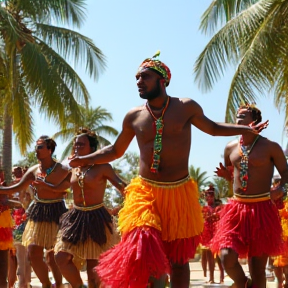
[27,245,43,262]
[54,251,72,268]
[220,248,238,270]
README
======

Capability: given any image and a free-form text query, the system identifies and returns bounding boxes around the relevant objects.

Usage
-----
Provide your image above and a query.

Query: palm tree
[211,176,232,198]
[189,165,210,191]
[13,150,38,168]
[194,0,288,126]
[0,0,106,181]
[53,105,118,160]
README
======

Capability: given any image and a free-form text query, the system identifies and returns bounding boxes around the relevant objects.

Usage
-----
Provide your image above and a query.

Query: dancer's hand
[68,154,86,168]
[214,163,233,181]
[249,120,269,134]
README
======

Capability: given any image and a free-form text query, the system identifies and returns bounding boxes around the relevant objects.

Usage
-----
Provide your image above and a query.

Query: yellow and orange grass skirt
[0,205,14,250]
[96,176,204,288]
[274,200,288,267]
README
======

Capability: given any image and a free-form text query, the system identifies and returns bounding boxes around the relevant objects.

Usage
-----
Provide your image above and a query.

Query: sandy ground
[25,258,278,288]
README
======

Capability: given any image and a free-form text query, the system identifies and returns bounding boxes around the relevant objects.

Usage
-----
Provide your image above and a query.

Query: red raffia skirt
[0,204,14,250]
[211,195,283,259]
[200,221,214,248]
[96,176,204,288]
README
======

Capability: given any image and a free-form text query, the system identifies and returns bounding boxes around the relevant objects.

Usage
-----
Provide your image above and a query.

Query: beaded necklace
[76,165,94,206]
[39,162,58,180]
[146,96,170,173]
[238,135,260,191]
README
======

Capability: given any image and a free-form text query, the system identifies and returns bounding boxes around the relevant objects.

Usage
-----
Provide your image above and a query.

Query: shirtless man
[34,128,126,288]
[213,105,288,288]
[0,136,71,288]
[69,52,267,288]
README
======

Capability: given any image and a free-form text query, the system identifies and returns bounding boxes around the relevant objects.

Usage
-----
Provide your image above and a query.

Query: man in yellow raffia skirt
[69,52,266,288]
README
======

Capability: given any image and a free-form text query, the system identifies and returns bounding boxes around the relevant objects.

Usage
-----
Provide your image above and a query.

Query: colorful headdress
[138,50,171,87]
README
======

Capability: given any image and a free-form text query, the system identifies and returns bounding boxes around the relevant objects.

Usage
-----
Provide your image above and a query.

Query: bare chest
[134,108,190,142]
[230,144,272,168]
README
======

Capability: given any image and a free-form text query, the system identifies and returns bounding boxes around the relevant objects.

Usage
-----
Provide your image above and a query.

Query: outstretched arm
[0,167,36,194]
[190,100,268,136]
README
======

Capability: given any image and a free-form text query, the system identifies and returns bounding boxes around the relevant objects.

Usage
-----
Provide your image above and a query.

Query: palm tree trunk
[2,50,17,184]
[2,107,12,184]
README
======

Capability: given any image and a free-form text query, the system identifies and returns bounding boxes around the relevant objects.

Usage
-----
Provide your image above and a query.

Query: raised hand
[249,120,269,133]
[68,154,81,168]
[214,163,233,181]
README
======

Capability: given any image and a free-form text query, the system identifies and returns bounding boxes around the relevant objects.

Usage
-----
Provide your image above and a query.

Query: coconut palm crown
[194,0,288,127]
[0,0,106,180]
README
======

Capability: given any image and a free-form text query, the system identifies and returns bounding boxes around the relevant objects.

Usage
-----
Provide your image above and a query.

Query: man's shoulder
[171,96,196,105]
[57,162,72,173]
[259,136,282,149]
[123,104,146,123]
[126,104,145,115]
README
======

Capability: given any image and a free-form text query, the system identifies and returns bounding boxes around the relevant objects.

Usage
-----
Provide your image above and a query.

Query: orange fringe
[274,200,288,267]
[119,177,203,241]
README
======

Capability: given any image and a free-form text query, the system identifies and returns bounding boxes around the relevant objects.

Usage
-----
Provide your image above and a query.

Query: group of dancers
[0,52,287,288]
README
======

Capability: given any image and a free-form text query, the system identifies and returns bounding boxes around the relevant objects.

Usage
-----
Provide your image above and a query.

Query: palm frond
[35,24,106,80]
[0,7,28,49]
[12,76,34,154]
[200,0,260,35]
[16,0,86,28]
[224,1,288,122]
[95,125,118,137]
[60,139,74,161]
[194,0,277,92]
[52,127,77,142]
[20,41,83,126]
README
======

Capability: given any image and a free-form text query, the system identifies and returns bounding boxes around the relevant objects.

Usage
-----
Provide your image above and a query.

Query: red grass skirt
[96,176,203,288]
[200,222,214,248]
[211,198,283,258]
[0,205,13,250]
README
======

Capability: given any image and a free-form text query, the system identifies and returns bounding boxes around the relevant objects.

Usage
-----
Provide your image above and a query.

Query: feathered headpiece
[138,50,171,87]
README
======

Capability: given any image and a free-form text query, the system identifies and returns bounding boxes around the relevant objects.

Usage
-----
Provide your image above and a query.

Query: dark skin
[0,140,71,288]
[201,193,224,284]
[34,134,126,288]
[69,69,269,288]
[215,108,288,288]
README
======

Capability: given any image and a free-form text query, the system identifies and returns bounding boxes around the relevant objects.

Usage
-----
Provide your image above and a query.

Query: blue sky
[12,0,286,179]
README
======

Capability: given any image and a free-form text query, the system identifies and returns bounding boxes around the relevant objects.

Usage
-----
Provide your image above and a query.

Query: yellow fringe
[55,221,120,270]
[119,176,203,241]
[233,193,270,203]
[22,220,59,249]
[274,255,288,267]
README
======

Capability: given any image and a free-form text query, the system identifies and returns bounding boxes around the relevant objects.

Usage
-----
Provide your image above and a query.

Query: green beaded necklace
[239,135,260,191]
[146,97,170,173]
